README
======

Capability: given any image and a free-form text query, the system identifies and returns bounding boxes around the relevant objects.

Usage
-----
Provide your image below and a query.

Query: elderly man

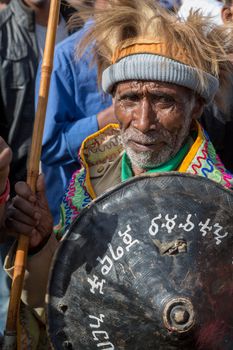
[4,0,233,347]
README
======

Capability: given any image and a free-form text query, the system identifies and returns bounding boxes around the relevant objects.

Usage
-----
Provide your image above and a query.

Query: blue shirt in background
[36,21,112,223]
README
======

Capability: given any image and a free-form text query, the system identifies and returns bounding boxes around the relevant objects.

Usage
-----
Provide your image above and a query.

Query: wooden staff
[3,0,61,347]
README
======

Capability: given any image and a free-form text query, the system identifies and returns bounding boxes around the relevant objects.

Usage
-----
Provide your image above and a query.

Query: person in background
[221,0,233,22]
[0,138,11,232]
[0,0,70,194]
[178,0,223,24]
[0,137,12,345]
[179,0,233,173]
[0,0,72,336]
[159,0,181,11]
[38,0,117,224]
[0,0,10,10]
[200,0,233,173]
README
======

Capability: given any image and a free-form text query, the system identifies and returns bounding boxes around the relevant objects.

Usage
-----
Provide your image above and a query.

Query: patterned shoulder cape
[56,122,233,238]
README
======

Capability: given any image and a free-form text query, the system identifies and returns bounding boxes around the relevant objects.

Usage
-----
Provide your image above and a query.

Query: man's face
[222,2,233,23]
[114,81,201,170]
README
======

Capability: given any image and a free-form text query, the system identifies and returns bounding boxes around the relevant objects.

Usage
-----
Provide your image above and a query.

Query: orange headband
[111,38,190,66]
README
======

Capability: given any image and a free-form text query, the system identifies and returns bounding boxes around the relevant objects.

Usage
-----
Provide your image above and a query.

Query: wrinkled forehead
[114,80,194,98]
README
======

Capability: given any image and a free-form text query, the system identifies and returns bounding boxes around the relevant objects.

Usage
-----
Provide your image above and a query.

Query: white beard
[120,119,191,170]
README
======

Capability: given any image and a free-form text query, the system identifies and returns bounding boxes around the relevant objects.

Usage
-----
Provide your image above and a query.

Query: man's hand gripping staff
[6,175,53,251]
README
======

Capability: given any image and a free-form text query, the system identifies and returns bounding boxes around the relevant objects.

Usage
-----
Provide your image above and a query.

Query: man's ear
[191,96,205,120]
[221,6,233,24]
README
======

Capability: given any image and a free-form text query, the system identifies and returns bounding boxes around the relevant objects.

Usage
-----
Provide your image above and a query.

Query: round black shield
[47,173,233,350]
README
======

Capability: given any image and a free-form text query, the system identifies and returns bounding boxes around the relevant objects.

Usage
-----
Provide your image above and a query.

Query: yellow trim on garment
[79,123,120,200]
[178,121,204,173]
[79,121,203,198]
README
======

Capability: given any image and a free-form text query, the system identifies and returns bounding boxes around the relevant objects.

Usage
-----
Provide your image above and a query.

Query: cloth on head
[75,1,232,104]
[102,53,219,103]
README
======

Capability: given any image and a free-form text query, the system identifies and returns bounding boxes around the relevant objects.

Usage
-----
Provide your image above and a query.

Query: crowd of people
[0,0,233,348]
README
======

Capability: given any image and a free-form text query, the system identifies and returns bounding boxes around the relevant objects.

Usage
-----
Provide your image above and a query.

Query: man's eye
[151,95,174,104]
[159,97,174,104]
[119,94,139,102]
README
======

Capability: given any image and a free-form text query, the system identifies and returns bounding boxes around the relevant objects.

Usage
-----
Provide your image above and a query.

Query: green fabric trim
[121,140,191,181]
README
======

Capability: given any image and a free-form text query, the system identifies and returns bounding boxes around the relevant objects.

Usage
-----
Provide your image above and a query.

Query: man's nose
[132,98,155,133]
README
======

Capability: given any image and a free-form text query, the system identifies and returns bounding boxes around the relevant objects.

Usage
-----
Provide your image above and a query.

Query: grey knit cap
[102,54,219,103]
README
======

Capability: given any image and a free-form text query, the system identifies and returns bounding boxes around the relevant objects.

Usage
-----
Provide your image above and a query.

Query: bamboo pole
[4,0,61,346]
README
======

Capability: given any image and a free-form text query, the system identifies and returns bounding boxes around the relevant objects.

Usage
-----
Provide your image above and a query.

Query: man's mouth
[128,140,165,152]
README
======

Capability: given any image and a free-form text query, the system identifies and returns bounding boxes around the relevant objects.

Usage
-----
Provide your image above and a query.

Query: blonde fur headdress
[71,0,233,102]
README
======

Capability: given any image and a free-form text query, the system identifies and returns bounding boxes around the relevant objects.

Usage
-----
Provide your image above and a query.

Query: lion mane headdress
[72,0,233,103]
